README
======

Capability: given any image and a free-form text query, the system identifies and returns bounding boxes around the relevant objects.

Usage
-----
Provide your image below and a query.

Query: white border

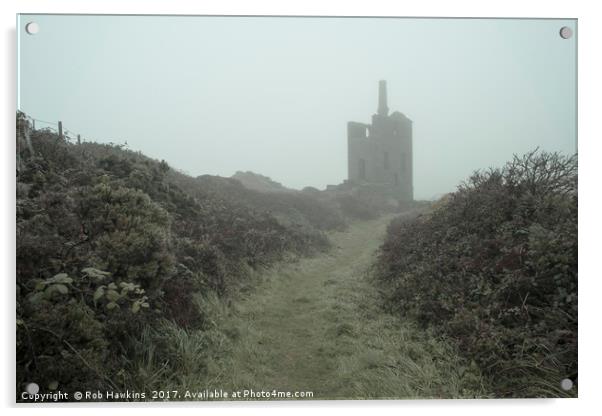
[2,1,601,415]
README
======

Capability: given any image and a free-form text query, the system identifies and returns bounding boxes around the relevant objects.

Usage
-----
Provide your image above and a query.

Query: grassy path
[202,214,486,400]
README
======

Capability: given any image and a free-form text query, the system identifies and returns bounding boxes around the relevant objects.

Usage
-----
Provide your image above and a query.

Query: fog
[18,15,576,200]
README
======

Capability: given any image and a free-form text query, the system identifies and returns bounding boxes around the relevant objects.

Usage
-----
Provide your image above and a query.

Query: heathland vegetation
[15,112,396,396]
[376,150,577,397]
[16,111,577,399]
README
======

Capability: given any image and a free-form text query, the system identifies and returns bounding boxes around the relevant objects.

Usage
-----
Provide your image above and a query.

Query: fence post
[58,121,63,139]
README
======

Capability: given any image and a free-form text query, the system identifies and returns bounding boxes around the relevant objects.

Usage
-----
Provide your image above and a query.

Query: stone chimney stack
[377,80,389,117]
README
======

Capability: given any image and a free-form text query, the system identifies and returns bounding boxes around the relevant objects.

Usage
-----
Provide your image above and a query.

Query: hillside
[16,111,378,394]
[16,111,576,400]
[231,171,295,194]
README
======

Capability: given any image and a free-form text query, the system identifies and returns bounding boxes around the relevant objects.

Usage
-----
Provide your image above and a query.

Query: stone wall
[346,81,413,201]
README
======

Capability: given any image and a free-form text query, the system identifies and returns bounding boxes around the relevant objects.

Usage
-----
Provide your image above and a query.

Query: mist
[18,15,576,200]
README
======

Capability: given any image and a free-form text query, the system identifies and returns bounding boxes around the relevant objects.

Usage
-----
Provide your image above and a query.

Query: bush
[376,150,577,397]
[17,268,151,392]
[15,112,334,397]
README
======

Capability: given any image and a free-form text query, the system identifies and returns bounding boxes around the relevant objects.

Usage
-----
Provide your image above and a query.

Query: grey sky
[18,15,576,199]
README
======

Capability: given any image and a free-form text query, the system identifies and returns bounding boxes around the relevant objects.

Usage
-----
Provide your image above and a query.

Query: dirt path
[206,214,485,400]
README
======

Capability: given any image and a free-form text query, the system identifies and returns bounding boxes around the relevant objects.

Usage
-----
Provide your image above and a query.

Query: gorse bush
[376,150,577,397]
[175,173,348,232]
[15,111,343,396]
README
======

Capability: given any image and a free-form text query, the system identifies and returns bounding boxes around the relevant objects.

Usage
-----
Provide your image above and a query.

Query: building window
[384,152,389,170]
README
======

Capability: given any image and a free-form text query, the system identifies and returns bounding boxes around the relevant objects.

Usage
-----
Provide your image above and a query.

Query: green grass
[129,214,489,400]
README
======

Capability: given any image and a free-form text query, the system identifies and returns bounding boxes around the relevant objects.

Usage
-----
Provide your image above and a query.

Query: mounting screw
[25,22,40,35]
[559,26,573,39]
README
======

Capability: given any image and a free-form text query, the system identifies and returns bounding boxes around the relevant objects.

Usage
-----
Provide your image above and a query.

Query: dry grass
[136,214,488,400]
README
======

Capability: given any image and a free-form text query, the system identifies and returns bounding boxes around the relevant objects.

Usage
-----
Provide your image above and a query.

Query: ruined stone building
[347,81,413,201]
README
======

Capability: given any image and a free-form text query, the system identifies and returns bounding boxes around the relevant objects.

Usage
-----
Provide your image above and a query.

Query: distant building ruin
[347,81,413,201]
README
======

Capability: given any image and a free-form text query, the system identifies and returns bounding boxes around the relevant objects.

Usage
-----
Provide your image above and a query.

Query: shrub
[376,150,577,397]
[15,113,336,397]
[17,268,151,392]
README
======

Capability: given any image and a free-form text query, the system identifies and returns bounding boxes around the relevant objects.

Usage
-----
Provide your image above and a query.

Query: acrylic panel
[16,14,577,402]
